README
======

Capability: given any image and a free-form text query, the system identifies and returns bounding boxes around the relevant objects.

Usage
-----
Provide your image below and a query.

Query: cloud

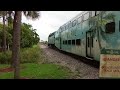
[22,11,82,41]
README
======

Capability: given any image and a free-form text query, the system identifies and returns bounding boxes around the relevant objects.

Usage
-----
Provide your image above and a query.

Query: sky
[22,11,82,41]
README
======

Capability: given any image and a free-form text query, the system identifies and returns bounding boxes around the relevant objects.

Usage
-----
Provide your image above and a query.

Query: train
[48,11,120,61]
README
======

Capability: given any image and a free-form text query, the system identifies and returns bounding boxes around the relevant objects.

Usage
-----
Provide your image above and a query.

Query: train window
[67,23,69,28]
[72,20,77,27]
[65,40,67,44]
[91,37,93,47]
[63,41,65,44]
[119,21,120,32]
[105,22,115,33]
[69,22,72,28]
[65,25,68,30]
[96,11,101,15]
[83,12,89,21]
[92,11,95,17]
[62,27,64,31]
[66,24,68,29]
[60,27,63,32]
[67,24,69,29]
[68,23,70,28]
[76,39,81,45]
[64,26,66,30]
[78,17,82,24]
[68,40,71,45]
[88,37,89,47]
[89,11,92,17]
[64,25,66,30]
[72,40,75,45]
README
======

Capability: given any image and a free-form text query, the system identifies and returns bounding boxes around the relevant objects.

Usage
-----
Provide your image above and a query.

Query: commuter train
[48,11,120,61]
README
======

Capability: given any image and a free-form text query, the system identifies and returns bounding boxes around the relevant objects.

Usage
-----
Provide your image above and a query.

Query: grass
[0,64,9,68]
[0,63,72,79]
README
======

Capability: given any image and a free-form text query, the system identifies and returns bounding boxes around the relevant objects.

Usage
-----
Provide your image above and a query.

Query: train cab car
[48,31,56,47]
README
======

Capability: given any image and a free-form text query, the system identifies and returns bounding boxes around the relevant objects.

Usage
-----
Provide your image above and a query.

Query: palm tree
[6,11,14,50]
[12,11,40,79]
[12,11,22,79]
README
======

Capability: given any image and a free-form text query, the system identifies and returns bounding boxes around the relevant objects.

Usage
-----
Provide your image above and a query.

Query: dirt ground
[40,44,99,79]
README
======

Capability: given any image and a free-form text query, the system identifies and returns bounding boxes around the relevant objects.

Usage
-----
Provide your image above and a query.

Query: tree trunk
[12,11,22,79]
[8,11,13,26]
[7,11,12,50]
[3,12,6,52]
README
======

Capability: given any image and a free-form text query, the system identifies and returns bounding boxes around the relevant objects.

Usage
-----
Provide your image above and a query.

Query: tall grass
[20,45,40,63]
[0,51,12,64]
[0,44,43,64]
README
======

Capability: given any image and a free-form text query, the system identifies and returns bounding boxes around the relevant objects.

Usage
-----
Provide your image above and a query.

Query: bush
[0,44,41,64]
[0,51,12,64]
[20,45,41,63]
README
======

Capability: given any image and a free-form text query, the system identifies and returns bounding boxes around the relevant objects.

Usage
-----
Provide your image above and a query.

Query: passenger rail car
[48,11,120,61]
[48,31,56,47]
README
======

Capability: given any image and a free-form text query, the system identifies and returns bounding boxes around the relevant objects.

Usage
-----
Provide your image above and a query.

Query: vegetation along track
[40,44,99,79]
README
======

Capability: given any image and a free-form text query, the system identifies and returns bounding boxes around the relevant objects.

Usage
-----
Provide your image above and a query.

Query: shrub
[0,44,41,64]
[0,51,12,64]
[20,45,41,63]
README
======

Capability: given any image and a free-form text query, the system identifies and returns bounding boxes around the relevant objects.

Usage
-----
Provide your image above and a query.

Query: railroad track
[49,45,99,69]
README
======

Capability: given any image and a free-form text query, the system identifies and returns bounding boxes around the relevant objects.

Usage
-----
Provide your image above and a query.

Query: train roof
[48,31,56,37]
[60,11,88,27]
[70,11,87,21]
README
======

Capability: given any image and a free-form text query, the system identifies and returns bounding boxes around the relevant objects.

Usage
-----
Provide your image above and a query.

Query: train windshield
[105,22,115,33]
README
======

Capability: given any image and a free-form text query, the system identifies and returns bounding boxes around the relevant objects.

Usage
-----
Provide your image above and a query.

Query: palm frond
[23,11,40,20]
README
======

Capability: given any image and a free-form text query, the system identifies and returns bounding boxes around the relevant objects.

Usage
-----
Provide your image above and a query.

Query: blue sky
[22,11,82,41]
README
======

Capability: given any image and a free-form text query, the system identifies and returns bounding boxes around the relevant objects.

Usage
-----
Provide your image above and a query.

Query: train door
[86,31,94,58]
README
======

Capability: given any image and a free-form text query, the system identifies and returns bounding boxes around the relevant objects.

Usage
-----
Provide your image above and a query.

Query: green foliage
[0,51,12,64]
[0,44,41,64]
[20,45,41,63]
[23,11,40,20]
[0,22,40,49]
[21,23,40,48]
[0,63,72,79]
[0,64,9,68]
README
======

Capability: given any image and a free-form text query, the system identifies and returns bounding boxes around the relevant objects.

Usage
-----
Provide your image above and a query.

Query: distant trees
[0,11,7,52]
[0,22,40,49]
[21,23,40,48]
